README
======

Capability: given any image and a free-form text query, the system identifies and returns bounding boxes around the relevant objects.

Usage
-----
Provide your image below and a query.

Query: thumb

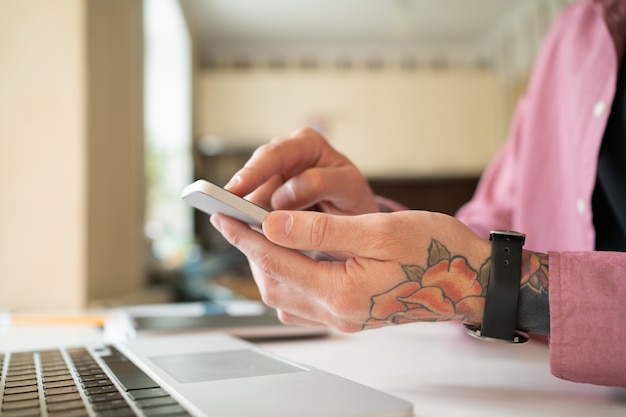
[263,210,383,258]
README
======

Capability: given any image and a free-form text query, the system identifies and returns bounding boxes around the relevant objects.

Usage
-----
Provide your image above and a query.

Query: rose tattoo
[364,240,487,328]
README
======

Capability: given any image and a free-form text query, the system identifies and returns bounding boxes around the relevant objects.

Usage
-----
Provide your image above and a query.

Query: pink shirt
[456,0,626,388]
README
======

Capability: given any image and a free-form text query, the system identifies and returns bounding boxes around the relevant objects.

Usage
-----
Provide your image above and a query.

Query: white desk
[1,321,624,417]
[259,323,626,417]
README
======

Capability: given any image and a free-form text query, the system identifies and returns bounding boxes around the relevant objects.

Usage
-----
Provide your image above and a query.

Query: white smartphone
[182,179,337,261]
[181,179,268,233]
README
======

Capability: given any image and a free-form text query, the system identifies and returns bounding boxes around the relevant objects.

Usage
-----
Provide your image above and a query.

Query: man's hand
[211,209,492,332]
[225,127,380,215]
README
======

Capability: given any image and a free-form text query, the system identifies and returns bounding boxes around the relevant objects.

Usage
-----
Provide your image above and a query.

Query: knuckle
[304,169,325,195]
[323,290,352,321]
[254,137,287,160]
[260,290,279,308]
[328,298,350,319]
[367,215,399,248]
[328,291,356,320]
[309,215,331,249]
[327,308,361,333]
[319,272,364,333]
[291,126,317,138]
[254,276,279,307]
[256,141,279,157]
[268,135,287,145]
[254,249,280,276]
[251,142,270,158]
[223,227,244,249]
[276,310,296,325]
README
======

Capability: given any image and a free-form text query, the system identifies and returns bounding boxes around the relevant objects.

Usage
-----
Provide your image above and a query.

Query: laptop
[0,332,413,417]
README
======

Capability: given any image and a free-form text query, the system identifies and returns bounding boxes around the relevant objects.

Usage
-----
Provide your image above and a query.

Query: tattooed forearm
[363,240,551,335]
[516,251,550,335]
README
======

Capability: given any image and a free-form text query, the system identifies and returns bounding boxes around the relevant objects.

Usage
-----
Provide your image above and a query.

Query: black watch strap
[465,230,528,343]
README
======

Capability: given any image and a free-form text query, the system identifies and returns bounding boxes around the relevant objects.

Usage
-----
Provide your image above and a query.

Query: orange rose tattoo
[521,251,549,294]
[364,240,488,328]
[363,240,551,335]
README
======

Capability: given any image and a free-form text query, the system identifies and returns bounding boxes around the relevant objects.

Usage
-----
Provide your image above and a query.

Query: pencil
[8,314,109,327]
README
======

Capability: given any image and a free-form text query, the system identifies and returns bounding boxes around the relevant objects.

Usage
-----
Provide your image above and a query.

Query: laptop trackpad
[150,349,306,383]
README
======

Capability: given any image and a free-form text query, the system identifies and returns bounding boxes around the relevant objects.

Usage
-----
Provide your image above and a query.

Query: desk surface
[1,320,624,417]
[261,323,626,417]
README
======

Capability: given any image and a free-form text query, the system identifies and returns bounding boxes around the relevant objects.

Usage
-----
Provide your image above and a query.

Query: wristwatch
[465,230,529,343]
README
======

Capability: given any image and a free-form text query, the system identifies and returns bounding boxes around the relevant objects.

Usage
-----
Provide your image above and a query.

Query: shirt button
[577,198,587,216]
[593,100,606,118]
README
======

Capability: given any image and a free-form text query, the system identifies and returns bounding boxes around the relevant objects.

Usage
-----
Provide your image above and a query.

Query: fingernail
[210,215,222,231]
[267,212,293,239]
[283,183,296,203]
[225,175,240,189]
[272,183,296,208]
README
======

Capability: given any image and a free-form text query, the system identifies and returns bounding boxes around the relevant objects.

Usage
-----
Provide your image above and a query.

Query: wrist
[516,251,551,335]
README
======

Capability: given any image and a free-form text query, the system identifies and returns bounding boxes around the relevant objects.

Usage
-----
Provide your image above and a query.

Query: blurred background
[0,0,572,310]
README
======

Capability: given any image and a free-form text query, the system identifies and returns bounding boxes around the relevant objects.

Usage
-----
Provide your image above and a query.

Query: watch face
[489,230,526,241]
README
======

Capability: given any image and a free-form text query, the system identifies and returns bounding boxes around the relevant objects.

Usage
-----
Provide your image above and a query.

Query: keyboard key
[6,369,36,378]
[44,380,77,389]
[127,388,169,400]
[41,375,74,384]
[77,372,109,380]
[142,404,189,416]
[6,374,38,383]
[91,399,130,411]
[8,357,35,363]
[5,379,37,389]
[1,408,42,417]
[40,362,65,368]
[135,396,178,409]
[96,408,136,417]
[102,361,159,391]
[48,409,89,417]
[45,392,82,404]
[42,370,71,378]
[4,385,38,395]
[1,398,40,411]
[84,385,120,396]
[47,399,86,412]
[81,379,114,388]
[45,386,78,396]
[1,392,39,403]
[87,392,124,403]
[42,366,70,374]
[76,367,106,375]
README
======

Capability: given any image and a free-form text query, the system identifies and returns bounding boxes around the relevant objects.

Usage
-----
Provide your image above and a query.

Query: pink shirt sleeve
[549,251,626,388]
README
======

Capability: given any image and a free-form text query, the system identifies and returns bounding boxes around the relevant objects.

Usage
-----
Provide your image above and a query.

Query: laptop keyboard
[0,346,193,417]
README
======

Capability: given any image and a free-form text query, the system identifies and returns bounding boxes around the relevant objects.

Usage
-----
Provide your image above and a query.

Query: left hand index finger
[225,128,346,197]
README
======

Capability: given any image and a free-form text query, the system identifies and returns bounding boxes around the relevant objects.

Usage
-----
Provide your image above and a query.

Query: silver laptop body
[0,332,412,417]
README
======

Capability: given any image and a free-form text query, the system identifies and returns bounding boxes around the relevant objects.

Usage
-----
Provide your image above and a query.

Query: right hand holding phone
[211,208,491,332]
